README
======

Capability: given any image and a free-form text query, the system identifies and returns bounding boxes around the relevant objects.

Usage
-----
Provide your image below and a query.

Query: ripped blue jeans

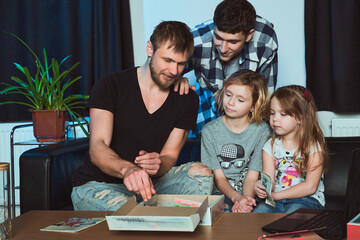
[71,162,213,211]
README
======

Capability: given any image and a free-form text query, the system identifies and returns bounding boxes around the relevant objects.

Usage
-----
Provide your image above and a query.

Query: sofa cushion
[20,138,89,213]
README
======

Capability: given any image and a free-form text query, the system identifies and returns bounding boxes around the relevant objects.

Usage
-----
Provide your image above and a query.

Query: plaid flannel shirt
[185,16,278,137]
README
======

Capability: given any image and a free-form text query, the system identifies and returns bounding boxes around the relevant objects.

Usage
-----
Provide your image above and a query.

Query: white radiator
[0,122,35,205]
[331,118,360,137]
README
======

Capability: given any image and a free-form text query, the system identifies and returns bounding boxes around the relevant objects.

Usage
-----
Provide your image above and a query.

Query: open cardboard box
[106,194,224,232]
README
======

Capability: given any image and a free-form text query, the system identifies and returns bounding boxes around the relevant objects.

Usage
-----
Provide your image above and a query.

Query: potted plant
[0,32,89,142]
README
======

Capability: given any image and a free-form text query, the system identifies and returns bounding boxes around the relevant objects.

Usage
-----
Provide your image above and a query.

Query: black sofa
[19,137,360,214]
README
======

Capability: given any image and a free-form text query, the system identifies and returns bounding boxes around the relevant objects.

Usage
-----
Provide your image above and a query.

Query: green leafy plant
[0,32,89,137]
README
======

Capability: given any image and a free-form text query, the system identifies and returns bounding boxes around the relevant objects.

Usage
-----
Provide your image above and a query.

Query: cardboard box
[347,213,360,240]
[139,194,224,226]
[106,194,224,232]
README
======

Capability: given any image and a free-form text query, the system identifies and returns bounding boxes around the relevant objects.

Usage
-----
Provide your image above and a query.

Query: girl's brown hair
[214,70,269,124]
[269,85,329,176]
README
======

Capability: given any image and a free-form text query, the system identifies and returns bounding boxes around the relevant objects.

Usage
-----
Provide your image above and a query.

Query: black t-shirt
[72,67,199,186]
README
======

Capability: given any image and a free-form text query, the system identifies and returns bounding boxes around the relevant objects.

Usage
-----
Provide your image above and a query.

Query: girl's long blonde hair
[214,70,269,124]
[269,85,329,176]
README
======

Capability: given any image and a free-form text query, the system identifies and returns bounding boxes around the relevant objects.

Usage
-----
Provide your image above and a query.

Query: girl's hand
[255,180,267,198]
[232,195,256,213]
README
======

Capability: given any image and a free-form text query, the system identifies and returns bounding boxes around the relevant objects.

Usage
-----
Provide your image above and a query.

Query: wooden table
[11,210,287,240]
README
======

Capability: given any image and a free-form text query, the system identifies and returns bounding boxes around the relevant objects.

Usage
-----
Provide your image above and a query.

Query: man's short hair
[150,21,194,57]
[213,0,256,35]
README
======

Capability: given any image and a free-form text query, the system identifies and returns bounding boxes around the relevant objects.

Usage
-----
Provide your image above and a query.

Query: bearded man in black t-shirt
[71,21,213,211]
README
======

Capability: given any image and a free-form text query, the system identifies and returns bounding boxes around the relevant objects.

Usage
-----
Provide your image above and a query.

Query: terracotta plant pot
[31,110,68,142]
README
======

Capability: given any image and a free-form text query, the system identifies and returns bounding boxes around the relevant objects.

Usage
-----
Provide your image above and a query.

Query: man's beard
[149,58,175,89]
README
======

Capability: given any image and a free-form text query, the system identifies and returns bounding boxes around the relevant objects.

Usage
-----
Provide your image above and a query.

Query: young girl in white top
[253,85,329,213]
[201,70,271,213]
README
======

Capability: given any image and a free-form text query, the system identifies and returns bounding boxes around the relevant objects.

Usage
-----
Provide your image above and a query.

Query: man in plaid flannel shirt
[182,0,278,137]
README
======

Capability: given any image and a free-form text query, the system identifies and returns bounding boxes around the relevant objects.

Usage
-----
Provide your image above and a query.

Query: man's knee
[188,162,212,176]
[183,162,213,195]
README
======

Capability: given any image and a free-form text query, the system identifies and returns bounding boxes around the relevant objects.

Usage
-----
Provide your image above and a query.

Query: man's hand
[135,150,161,176]
[173,77,196,95]
[232,195,257,213]
[123,165,156,202]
